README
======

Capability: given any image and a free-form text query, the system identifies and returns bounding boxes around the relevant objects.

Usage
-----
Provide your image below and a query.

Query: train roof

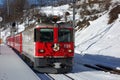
[35,22,73,28]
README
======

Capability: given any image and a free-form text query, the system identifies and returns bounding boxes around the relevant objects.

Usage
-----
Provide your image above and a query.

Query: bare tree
[4,0,27,23]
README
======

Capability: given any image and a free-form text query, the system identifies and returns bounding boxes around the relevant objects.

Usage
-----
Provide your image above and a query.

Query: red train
[7,24,74,73]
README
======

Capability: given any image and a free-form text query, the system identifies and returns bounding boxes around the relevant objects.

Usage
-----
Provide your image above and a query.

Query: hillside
[75,4,120,59]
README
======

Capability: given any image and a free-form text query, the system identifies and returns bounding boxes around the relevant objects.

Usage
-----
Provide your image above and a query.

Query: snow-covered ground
[0,44,40,80]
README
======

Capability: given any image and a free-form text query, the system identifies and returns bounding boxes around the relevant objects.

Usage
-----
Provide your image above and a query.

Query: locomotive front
[34,25,74,73]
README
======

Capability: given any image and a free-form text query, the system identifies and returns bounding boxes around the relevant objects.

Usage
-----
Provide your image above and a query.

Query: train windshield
[58,29,73,42]
[34,28,53,42]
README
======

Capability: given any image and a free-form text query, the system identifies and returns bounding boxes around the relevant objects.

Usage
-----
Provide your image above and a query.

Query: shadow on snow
[72,53,120,73]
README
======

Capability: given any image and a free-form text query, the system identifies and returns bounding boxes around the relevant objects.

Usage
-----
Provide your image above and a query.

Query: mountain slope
[75,5,120,58]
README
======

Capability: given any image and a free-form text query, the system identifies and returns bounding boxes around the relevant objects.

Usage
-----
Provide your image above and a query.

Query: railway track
[47,74,75,80]
[36,73,54,80]
[46,74,56,80]
[63,74,75,80]
[37,73,75,80]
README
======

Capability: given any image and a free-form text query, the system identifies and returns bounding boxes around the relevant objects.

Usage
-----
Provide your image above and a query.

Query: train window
[34,28,53,42]
[34,29,39,42]
[58,29,73,42]
[40,29,53,42]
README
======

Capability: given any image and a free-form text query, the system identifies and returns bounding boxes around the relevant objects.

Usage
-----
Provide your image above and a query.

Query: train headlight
[39,49,44,53]
[68,49,72,53]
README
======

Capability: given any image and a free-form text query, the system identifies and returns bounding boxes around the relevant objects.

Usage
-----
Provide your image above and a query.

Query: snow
[17,23,25,33]
[49,55,120,80]
[75,11,120,58]
[41,4,70,16]
[111,0,120,4]
[0,1,120,80]
[75,6,120,71]
[0,44,40,80]
[1,28,11,43]
[40,4,80,22]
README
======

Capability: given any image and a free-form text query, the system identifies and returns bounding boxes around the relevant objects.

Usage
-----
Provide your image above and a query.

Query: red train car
[7,24,74,73]
[7,33,22,53]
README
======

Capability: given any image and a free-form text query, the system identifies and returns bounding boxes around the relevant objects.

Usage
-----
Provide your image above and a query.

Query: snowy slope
[75,3,120,72]
[75,11,120,58]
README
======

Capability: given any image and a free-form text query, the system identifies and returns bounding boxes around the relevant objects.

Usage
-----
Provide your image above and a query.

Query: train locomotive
[7,23,74,73]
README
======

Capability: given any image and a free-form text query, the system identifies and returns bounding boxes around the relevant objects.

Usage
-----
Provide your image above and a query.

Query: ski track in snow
[76,23,114,48]
[75,22,116,54]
